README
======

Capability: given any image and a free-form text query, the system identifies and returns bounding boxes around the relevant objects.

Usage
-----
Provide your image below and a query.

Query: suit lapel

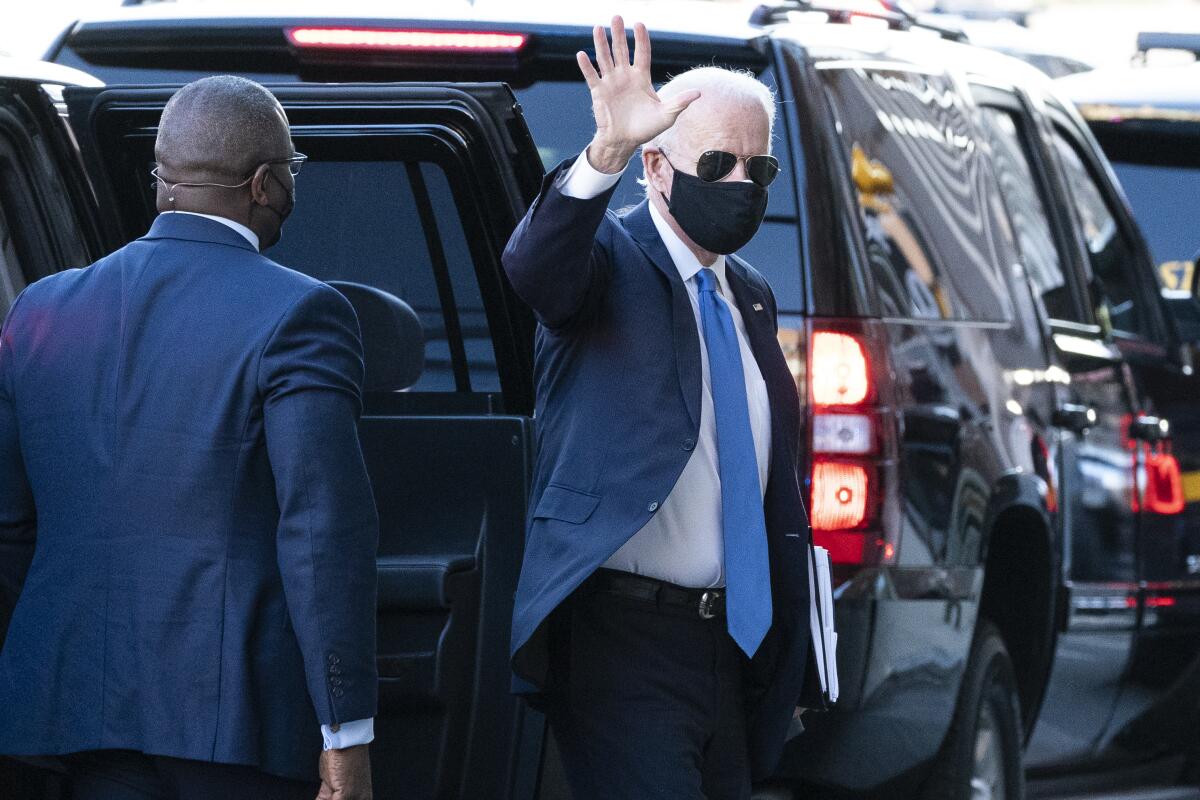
[725,258,800,470]
[620,202,702,430]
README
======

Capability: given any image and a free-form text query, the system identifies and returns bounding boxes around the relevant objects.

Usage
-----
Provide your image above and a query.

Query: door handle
[1129,414,1170,443]
[1052,403,1097,434]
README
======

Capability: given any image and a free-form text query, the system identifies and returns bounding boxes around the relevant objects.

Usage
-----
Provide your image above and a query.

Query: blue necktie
[695,267,772,657]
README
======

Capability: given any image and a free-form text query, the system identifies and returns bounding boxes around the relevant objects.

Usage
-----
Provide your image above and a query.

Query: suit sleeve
[260,283,380,726]
[0,293,36,613]
[502,156,620,330]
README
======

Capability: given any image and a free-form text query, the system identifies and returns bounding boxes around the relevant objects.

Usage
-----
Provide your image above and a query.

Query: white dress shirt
[163,211,374,752]
[557,155,772,589]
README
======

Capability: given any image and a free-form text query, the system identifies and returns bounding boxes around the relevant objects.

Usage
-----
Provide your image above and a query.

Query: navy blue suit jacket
[0,214,379,781]
[504,160,816,779]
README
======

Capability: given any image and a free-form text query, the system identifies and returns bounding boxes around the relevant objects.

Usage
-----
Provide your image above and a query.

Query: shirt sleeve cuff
[321,717,374,750]
[555,149,626,199]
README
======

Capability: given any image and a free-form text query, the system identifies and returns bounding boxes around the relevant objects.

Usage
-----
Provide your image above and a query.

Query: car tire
[919,620,1025,800]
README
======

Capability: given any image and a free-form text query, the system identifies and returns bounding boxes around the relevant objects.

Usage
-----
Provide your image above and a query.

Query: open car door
[64,82,544,800]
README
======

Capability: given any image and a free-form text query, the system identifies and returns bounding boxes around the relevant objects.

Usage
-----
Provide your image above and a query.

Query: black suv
[1,3,1198,798]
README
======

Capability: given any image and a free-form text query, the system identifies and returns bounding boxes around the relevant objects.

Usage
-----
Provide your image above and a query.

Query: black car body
[0,3,1195,798]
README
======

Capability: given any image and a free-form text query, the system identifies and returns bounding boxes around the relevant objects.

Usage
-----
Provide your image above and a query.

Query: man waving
[505,16,818,799]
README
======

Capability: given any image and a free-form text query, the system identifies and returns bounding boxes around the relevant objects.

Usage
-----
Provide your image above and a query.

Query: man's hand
[577,16,701,174]
[316,744,372,800]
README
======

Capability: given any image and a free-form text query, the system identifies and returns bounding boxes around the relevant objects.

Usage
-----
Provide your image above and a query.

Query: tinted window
[976,107,1082,323]
[819,67,1014,324]
[513,64,805,312]
[269,156,499,393]
[0,132,53,319]
[1052,131,1147,337]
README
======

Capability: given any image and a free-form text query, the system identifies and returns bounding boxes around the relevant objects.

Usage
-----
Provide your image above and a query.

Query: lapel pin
[752,303,764,312]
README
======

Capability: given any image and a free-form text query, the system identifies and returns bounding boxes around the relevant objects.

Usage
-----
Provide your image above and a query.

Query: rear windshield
[1092,123,1200,289]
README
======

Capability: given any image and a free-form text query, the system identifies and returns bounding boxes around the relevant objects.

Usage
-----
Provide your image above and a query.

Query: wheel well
[978,505,1056,736]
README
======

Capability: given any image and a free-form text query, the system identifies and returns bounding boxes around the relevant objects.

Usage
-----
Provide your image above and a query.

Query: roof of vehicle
[59,0,766,46]
[53,0,1058,82]
[1057,63,1200,121]
[0,55,102,87]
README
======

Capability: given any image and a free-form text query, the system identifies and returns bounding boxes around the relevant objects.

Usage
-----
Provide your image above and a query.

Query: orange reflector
[811,331,870,406]
[287,28,528,51]
[1146,451,1185,515]
[812,461,869,530]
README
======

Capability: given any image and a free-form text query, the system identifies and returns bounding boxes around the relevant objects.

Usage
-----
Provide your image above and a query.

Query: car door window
[269,152,500,395]
[1051,129,1148,338]
[976,106,1086,325]
[818,66,1014,325]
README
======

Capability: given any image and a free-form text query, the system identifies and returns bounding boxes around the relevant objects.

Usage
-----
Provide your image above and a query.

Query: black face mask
[257,172,295,250]
[661,163,768,255]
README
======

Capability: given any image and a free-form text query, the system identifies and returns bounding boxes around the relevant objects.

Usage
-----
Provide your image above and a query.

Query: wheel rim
[970,700,1007,800]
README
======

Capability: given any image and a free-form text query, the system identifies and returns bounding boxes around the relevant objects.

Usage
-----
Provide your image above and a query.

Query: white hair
[638,66,776,191]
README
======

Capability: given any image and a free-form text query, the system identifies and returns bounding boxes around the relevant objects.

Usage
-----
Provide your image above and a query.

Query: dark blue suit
[0,213,378,783]
[505,160,817,782]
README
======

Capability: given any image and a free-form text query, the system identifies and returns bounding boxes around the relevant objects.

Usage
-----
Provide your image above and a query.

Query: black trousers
[64,750,318,800]
[545,579,753,800]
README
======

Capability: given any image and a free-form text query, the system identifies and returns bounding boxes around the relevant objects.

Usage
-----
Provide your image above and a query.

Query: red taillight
[812,461,869,529]
[1145,450,1185,515]
[287,28,528,51]
[801,322,898,572]
[811,331,871,406]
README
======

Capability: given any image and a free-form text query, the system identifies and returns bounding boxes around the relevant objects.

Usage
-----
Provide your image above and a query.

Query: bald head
[155,76,292,183]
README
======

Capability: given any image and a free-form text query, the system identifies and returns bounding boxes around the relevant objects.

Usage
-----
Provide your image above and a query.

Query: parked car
[0,2,1195,798]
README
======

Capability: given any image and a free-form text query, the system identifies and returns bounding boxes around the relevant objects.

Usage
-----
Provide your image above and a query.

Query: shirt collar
[164,211,260,252]
[647,199,727,290]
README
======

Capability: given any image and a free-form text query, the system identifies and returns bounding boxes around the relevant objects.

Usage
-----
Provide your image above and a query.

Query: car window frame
[970,82,1098,335]
[1042,100,1172,354]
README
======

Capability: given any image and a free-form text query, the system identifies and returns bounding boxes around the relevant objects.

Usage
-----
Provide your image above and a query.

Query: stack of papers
[807,545,839,704]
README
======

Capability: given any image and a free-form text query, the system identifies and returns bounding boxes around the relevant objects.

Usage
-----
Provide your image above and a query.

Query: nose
[725,157,750,183]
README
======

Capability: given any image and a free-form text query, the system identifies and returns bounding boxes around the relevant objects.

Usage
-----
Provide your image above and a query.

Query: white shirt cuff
[321,717,374,750]
[555,149,625,199]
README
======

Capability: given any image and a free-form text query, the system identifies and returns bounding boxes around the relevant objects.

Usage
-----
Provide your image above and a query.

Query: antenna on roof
[748,0,966,42]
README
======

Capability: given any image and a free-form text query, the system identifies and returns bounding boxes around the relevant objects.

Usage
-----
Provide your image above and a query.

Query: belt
[587,568,726,619]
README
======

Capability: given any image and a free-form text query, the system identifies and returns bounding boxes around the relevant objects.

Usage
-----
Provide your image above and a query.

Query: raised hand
[577,16,701,173]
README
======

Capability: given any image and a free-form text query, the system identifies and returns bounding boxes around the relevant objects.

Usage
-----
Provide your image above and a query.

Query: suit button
[328,654,340,666]
[330,665,342,675]
[682,438,695,451]
[332,687,344,698]
[647,501,659,513]
[331,677,343,687]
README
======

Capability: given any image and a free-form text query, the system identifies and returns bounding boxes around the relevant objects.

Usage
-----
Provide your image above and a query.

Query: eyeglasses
[266,152,308,177]
[665,149,781,187]
[150,152,308,190]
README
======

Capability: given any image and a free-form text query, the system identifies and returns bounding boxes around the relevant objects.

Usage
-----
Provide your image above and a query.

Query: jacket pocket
[532,484,601,524]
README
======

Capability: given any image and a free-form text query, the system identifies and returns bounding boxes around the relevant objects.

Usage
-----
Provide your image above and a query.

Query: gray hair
[639,66,776,190]
[155,75,291,182]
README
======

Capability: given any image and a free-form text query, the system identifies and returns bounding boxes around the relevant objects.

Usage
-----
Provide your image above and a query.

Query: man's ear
[642,148,669,195]
[249,164,273,207]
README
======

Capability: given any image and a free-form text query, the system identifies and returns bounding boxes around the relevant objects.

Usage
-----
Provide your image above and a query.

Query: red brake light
[1145,450,1185,515]
[804,323,898,573]
[811,331,870,406]
[287,28,528,51]
[812,461,869,529]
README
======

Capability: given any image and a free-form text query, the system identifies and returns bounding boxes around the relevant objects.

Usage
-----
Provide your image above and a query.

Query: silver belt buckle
[699,590,719,619]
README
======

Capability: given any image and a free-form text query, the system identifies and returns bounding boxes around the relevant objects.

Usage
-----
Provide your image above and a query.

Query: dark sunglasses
[675,149,781,187]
